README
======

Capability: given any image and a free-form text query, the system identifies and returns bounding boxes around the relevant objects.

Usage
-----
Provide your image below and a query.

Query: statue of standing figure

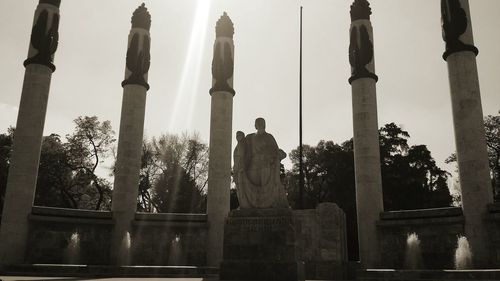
[233,118,289,209]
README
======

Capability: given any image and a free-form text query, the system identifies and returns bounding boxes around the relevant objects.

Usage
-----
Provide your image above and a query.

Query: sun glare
[168,0,211,133]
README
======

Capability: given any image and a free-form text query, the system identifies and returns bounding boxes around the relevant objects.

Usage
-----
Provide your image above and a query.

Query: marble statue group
[233,118,289,209]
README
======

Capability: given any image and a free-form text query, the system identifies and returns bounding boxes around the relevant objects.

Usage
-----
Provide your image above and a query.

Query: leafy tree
[0,128,14,219]
[63,116,115,210]
[287,140,358,260]
[136,133,208,213]
[1,117,116,212]
[485,112,500,201]
[379,124,452,210]
[286,123,452,260]
[34,134,74,208]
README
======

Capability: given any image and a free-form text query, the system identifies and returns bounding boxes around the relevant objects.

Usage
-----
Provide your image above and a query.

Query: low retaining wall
[377,207,465,269]
[486,203,500,266]
[27,206,113,264]
[131,212,208,265]
[25,206,208,265]
[24,204,347,270]
[378,204,500,269]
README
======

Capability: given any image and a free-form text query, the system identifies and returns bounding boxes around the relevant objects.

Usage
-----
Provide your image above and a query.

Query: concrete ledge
[28,214,114,225]
[357,269,500,280]
[380,207,463,220]
[0,264,218,278]
[135,212,207,222]
[230,208,292,217]
[377,215,464,227]
[32,206,112,219]
[29,206,113,225]
[131,220,208,227]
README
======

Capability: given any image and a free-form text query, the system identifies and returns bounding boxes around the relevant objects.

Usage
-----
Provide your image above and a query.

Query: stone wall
[26,206,113,265]
[131,212,208,265]
[486,203,500,266]
[378,204,500,269]
[293,202,348,279]
[25,207,208,265]
[378,207,465,269]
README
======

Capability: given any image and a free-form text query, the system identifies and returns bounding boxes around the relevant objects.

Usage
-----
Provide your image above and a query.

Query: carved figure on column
[122,3,151,90]
[349,25,377,84]
[24,9,59,71]
[441,0,478,59]
[210,12,235,95]
[233,118,288,209]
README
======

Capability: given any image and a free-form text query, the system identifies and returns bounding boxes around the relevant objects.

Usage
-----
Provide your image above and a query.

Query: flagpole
[298,6,304,210]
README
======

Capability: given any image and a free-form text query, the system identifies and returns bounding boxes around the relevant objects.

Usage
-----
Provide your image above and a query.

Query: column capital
[39,0,61,8]
[132,3,151,31]
[350,0,371,22]
[216,12,234,39]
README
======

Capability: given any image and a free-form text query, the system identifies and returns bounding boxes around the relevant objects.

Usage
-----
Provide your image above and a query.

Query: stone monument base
[219,208,304,281]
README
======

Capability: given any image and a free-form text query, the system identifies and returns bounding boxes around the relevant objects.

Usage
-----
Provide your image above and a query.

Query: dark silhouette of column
[0,0,61,265]
[110,3,151,265]
[348,0,383,268]
[206,12,235,266]
[441,0,493,267]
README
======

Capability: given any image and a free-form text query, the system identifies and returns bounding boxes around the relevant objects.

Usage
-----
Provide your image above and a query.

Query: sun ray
[168,0,212,133]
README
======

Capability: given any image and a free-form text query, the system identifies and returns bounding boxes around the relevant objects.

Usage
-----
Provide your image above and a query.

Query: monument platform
[219,208,304,281]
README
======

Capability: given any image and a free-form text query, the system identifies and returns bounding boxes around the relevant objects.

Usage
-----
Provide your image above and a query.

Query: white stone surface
[206,91,233,266]
[0,64,53,265]
[351,77,384,269]
[447,51,493,267]
[443,0,493,268]
[110,85,147,265]
[206,31,235,266]
[110,25,150,265]
[350,19,384,269]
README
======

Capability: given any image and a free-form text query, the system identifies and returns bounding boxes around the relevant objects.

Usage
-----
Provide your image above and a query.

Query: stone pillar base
[219,208,304,281]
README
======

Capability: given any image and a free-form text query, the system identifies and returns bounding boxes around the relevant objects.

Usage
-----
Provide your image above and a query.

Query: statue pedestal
[219,208,304,281]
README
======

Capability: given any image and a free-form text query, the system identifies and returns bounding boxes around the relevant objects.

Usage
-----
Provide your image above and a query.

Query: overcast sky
[1,0,499,178]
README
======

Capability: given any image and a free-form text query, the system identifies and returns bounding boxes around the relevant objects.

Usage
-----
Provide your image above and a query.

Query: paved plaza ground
[0,276,328,281]
[2,278,220,281]
[0,276,330,281]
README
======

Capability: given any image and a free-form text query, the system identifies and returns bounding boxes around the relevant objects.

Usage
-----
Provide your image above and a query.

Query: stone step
[357,269,500,280]
[0,264,218,278]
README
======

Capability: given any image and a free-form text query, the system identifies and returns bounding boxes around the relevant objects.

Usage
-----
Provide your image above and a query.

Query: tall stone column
[206,12,235,267]
[348,0,383,268]
[0,0,61,265]
[110,3,151,265]
[441,0,493,267]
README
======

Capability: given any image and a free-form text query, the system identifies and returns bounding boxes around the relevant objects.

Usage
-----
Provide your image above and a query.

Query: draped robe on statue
[233,130,288,209]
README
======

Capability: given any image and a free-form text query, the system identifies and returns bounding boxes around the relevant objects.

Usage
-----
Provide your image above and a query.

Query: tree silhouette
[286,123,452,260]
[135,133,208,213]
